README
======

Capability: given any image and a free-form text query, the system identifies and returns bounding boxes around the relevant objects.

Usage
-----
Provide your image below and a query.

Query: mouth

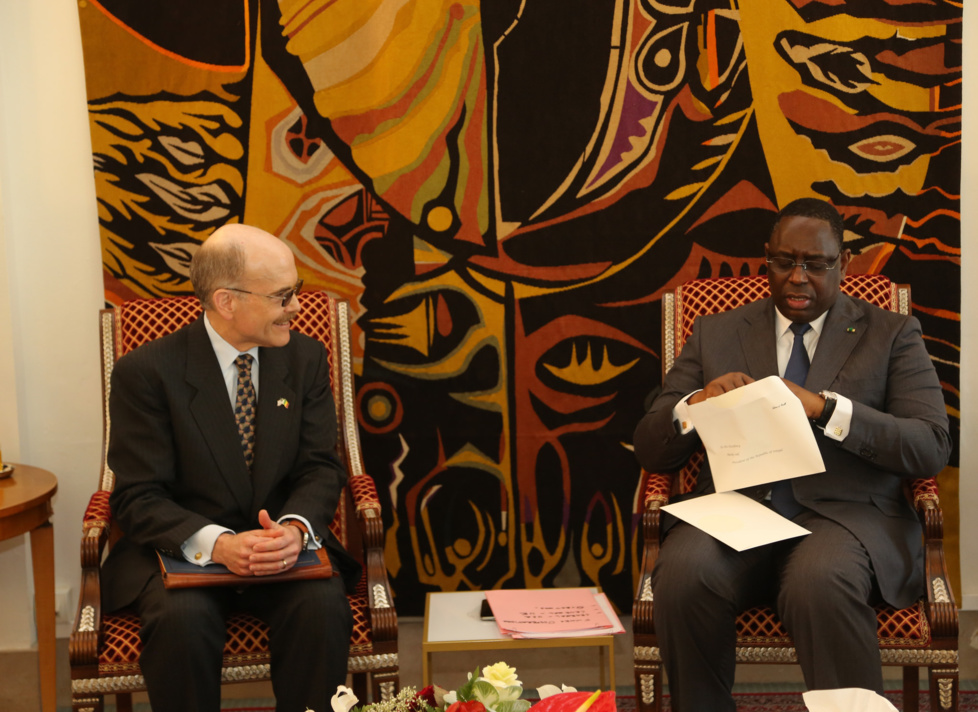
[784,293,813,311]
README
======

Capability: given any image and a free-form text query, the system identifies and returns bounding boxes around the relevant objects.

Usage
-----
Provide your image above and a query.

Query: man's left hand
[248,509,304,575]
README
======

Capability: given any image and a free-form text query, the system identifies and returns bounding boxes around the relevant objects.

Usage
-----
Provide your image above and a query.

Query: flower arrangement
[330,662,616,712]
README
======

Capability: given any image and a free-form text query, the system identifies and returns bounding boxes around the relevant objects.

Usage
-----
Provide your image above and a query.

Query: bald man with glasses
[101,224,360,712]
[633,198,951,711]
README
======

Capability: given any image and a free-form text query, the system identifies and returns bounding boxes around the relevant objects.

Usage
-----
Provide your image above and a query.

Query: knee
[652,546,732,615]
[288,580,352,636]
[139,589,226,647]
[778,565,869,622]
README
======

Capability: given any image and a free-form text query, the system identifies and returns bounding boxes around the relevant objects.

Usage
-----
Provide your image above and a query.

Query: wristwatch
[813,391,838,429]
[287,520,310,550]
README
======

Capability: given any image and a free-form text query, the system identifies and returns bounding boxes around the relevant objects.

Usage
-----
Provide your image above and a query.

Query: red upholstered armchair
[69,293,398,712]
[632,275,959,712]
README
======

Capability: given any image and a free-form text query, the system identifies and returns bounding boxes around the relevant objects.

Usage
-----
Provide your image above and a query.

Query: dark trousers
[136,572,353,712]
[652,511,883,712]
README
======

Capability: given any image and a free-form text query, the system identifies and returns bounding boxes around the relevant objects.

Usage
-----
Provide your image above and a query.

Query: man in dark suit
[102,223,359,712]
[633,198,951,711]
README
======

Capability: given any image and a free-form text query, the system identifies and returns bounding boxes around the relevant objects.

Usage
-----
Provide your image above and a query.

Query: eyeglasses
[223,279,303,307]
[765,255,840,276]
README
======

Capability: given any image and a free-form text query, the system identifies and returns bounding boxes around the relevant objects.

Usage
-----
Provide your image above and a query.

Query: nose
[788,263,808,283]
[285,292,301,313]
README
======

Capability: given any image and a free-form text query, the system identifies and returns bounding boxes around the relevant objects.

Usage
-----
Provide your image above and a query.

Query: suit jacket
[102,317,361,612]
[633,294,951,609]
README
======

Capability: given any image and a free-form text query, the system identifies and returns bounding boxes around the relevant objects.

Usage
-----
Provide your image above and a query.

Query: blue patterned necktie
[771,322,811,518]
[234,354,257,469]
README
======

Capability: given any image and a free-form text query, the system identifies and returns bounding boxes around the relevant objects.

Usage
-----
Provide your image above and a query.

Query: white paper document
[661,491,810,551]
[802,688,898,712]
[687,375,825,493]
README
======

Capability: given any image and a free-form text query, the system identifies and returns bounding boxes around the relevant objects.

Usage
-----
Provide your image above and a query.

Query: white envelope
[802,688,898,712]
[688,375,825,493]
[661,491,810,551]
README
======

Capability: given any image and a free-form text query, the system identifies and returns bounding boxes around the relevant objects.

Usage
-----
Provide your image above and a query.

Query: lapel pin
[846,327,856,333]
[277,398,290,409]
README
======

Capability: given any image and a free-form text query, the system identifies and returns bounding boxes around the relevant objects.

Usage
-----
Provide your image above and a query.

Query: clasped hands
[687,372,827,421]
[211,509,304,577]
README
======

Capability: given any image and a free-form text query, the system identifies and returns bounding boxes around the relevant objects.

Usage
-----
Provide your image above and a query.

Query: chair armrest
[634,470,674,635]
[910,477,958,638]
[348,473,397,647]
[69,491,112,667]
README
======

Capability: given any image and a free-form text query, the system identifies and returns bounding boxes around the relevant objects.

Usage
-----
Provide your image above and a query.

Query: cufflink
[194,552,202,560]
[833,426,843,437]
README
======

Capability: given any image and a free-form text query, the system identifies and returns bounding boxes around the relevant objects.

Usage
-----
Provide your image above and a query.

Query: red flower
[416,686,437,708]
[446,701,486,712]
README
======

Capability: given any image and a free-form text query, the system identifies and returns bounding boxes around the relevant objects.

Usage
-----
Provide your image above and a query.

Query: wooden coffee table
[0,463,58,712]
[422,590,616,690]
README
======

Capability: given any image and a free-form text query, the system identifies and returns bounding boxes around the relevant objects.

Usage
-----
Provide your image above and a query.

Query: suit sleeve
[836,314,951,477]
[633,317,707,472]
[108,349,215,553]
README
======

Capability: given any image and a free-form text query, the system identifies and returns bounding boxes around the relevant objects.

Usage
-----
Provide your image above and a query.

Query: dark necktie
[771,323,811,518]
[234,354,257,469]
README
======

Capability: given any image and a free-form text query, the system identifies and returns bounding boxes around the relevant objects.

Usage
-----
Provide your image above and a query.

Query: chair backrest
[661,274,911,494]
[95,292,364,548]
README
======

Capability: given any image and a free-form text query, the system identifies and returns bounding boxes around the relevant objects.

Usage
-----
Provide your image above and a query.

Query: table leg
[423,650,431,687]
[607,641,616,692]
[30,521,56,712]
[598,646,606,689]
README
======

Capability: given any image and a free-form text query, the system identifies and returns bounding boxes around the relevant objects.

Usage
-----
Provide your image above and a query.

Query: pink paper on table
[484,588,619,636]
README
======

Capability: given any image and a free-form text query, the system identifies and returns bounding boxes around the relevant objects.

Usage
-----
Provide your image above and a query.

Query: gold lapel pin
[846,327,856,333]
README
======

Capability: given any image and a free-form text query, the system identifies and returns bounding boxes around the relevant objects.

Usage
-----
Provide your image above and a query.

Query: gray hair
[189,239,246,310]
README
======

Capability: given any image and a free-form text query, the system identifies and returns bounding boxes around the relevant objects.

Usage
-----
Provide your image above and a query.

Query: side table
[423,590,616,691]
[0,463,58,712]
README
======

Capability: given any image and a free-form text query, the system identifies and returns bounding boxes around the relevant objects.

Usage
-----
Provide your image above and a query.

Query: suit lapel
[739,300,779,380]
[807,295,865,392]
[185,319,254,513]
[250,345,298,515]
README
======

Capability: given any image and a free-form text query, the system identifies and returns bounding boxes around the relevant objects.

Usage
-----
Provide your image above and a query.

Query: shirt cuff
[181,524,234,566]
[278,514,323,550]
[821,392,852,441]
[672,391,701,435]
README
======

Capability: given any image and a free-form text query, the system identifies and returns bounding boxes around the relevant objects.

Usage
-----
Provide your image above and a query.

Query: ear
[839,248,852,279]
[210,289,237,322]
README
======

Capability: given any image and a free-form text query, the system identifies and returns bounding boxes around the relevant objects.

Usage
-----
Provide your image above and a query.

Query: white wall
[0,0,103,647]
[0,0,974,656]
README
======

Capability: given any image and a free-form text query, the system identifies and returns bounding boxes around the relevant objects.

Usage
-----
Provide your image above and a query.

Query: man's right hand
[687,372,755,405]
[211,531,266,576]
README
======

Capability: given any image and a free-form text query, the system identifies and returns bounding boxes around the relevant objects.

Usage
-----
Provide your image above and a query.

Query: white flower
[443,691,458,705]
[536,684,578,699]
[331,685,359,712]
[480,662,520,689]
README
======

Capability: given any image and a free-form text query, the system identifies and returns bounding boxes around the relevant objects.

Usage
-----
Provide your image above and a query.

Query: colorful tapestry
[77,0,962,614]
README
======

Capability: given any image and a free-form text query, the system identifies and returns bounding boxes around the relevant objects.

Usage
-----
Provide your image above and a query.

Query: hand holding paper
[687,375,825,492]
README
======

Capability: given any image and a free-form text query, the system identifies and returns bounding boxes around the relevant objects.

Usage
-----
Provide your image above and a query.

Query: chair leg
[634,660,663,712]
[929,665,959,712]
[116,692,134,712]
[372,670,399,703]
[352,671,369,702]
[903,667,919,712]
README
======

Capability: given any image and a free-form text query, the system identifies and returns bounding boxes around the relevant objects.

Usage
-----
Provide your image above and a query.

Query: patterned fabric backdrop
[78,0,962,615]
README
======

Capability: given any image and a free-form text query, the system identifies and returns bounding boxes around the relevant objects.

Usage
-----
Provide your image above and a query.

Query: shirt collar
[774,307,829,341]
[203,312,260,369]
